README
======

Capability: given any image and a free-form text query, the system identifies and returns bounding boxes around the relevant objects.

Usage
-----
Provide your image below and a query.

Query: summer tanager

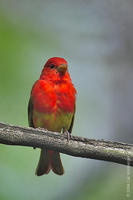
[28,57,76,176]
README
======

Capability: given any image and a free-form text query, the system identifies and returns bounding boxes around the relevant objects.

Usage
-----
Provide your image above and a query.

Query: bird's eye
[50,65,55,69]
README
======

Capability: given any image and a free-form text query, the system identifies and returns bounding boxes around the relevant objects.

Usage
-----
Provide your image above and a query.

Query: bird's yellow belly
[33,110,73,132]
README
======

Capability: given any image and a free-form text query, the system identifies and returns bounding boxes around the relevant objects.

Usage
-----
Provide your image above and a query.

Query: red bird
[28,57,76,175]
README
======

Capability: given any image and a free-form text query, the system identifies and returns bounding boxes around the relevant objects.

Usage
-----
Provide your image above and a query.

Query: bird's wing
[68,104,76,133]
[28,97,34,128]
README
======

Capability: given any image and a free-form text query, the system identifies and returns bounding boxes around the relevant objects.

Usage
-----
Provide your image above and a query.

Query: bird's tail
[35,149,64,176]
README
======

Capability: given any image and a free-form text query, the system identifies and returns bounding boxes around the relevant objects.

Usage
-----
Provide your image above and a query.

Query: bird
[28,57,76,176]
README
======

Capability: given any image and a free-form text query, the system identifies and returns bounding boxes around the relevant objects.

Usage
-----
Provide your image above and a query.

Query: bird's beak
[57,64,67,74]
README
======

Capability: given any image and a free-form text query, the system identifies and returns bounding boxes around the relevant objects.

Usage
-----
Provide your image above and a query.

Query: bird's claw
[38,127,48,132]
[64,130,71,142]
[61,128,71,141]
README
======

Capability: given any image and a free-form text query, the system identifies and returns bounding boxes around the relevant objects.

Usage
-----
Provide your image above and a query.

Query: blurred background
[0,0,133,199]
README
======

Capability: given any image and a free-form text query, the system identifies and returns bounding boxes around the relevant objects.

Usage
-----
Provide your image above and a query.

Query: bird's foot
[61,128,71,141]
[38,127,48,132]
[65,130,72,142]
[61,128,64,134]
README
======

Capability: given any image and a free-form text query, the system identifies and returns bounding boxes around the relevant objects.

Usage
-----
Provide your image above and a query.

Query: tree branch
[0,122,133,166]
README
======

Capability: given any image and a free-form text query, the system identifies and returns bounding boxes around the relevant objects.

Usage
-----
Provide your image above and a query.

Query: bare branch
[0,122,133,166]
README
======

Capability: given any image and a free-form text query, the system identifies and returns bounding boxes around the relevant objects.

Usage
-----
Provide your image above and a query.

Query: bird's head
[40,57,69,81]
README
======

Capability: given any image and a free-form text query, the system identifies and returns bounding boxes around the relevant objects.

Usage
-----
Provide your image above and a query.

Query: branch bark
[0,122,133,166]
